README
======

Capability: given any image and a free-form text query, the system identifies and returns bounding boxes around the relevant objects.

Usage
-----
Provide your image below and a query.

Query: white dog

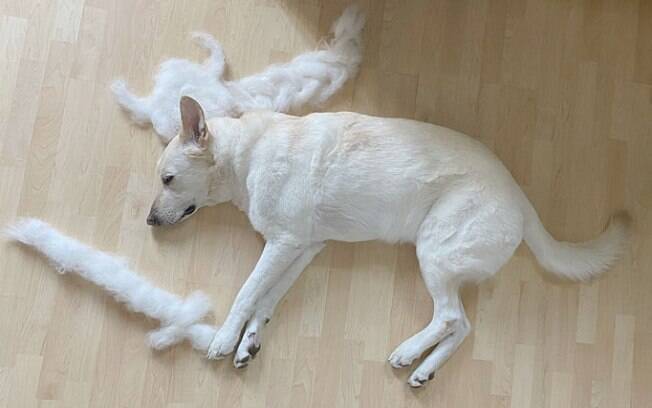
[145,96,630,387]
[111,5,365,144]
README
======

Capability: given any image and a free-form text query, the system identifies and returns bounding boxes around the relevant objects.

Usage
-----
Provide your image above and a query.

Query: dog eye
[162,175,174,185]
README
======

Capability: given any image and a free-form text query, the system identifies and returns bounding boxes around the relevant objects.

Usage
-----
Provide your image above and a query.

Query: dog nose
[146,212,160,226]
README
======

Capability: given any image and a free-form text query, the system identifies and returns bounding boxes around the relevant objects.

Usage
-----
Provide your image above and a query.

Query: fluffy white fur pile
[5,218,218,352]
[111,5,365,143]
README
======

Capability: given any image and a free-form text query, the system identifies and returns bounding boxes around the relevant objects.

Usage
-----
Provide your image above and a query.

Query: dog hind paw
[407,371,435,388]
[388,341,422,369]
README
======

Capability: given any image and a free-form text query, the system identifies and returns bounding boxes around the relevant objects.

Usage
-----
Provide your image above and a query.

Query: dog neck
[206,112,281,214]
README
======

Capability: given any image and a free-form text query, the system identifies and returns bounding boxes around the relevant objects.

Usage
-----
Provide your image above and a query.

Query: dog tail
[232,4,365,112]
[191,32,226,74]
[520,197,631,281]
[110,79,152,125]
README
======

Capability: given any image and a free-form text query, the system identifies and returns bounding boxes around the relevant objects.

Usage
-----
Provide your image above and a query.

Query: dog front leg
[207,241,304,359]
[233,242,325,367]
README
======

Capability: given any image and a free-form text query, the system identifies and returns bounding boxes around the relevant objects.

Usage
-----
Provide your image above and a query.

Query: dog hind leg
[407,305,470,387]
[388,282,465,371]
[390,191,522,387]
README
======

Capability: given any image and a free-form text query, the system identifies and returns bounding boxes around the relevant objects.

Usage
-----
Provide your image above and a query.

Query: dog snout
[146,210,161,226]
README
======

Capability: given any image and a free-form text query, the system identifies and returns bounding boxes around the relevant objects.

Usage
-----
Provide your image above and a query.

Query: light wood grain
[1,1,650,407]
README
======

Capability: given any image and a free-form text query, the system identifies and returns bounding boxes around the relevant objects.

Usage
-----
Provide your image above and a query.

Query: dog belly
[312,189,435,244]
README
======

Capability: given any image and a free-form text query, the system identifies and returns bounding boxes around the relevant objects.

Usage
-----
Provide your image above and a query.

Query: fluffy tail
[110,79,152,125]
[329,3,366,57]
[233,4,365,112]
[191,31,226,74]
[4,218,217,351]
[521,199,631,281]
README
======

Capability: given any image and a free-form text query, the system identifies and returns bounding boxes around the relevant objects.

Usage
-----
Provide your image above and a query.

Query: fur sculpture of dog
[111,5,365,144]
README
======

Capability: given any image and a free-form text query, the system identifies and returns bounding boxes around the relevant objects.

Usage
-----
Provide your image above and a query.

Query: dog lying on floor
[111,5,365,144]
[144,96,630,387]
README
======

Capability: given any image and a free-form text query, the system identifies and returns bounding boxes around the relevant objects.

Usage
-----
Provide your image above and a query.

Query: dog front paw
[233,329,262,368]
[207,328,239,360]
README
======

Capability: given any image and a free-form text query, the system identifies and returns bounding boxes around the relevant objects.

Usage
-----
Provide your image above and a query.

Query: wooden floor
[1,0,651,407]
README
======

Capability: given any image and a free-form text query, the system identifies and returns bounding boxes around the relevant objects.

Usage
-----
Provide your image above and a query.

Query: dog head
[147,96,218,226]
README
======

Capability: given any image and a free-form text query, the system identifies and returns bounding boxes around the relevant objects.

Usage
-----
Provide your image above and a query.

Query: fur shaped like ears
[180,96,209,148]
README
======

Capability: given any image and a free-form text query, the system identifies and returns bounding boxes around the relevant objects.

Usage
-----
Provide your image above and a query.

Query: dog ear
[179,96,209,148]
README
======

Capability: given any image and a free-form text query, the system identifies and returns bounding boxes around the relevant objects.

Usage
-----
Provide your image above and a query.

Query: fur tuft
[234,4,365,112]
[109,6,365,143]
[5,217,218,352]
[4,217,48,245]
[110,79,152,125]
[187,324,218,351]
[330,4,366,54]
[191,32,226,73]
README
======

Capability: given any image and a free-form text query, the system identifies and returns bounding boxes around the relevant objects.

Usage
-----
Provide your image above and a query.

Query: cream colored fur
[4,218,218,351]
[147,97,630,386]
[111,5,365,144]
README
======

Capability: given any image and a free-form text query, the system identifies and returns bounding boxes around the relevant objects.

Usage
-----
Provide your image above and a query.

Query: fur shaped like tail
[521,199,631,281]
[191,32,226,74]
[4,218,217,351]
[233,4,366,111]
[329,3,366,60]
[110,79,152,125]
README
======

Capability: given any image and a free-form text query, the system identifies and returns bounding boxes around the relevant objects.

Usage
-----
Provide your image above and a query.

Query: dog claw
[234,355,250,368]
[390,361,410,369]
[388,351,417,369]
[248,343,261,359]
[207,351,226,360]
[408,371,435,388]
